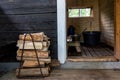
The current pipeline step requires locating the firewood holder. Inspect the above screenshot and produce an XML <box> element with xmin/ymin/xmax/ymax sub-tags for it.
<box><xmin>17</xmin><ymin>33</ymin><xmax>45</xmax><ymax>78</ymax></box>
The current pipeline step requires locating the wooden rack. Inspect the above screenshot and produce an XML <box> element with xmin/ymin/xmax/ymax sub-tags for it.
<box><xmin>16</xmin><ymin>33</ymin><xmax>51</xmax><ymax>78</ymax></box>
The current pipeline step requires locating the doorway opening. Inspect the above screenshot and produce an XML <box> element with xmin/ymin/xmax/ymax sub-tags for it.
<box><xmin>66</xmin><ymin>0</ymin><xmax>116</xmax><ymax>62</ymax></box>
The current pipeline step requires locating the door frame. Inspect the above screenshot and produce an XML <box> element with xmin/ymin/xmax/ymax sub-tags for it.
<box><xmin>57</xmin><ymin>0</ymin><xmax>120</xmax><ymax>64</ymax></box>
<box><xmin>114</xmin><ymin>0</ymin><xmax>120</xmax><ymax>59</ymax></box>
<box><xmin>57</xmin><ymin>0</ymin><xmax>67</xmax><ymax>64</ymax></box>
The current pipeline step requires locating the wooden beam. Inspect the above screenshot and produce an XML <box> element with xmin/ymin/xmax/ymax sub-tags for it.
<box><xmin>67</xmin><ymin>56</ymin><xmax>117</xmax><ymax>62</ymax></box>
<box><xmin>115</xmin><ymin>0</ymin><xmax>120</xmax><ymax>59</ymax></box>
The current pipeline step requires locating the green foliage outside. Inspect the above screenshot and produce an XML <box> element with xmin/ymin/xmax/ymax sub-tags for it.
<box><xmin>69</xmin><ymin>8</ymin><xmax>91</xmax><ymax>17</ymax></box>
<box><xmin>69</xmin><ymin>9</ymin><xmax>79</xmax><ymax>17</ymax></box>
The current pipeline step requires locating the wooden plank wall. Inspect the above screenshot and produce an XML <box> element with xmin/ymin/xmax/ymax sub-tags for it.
<box><xmin>0</xmin><ymin>0</ymin><xmax>57</xmax><ymax>59</ymax></box>
<box><xmin>66</xmin><ymin>0</ymin><xmax>100</xmax><ymax>35</ymax></box>
<box><xmin>99</xmin><ymin>0</ymin><xmax>114</xmax><ymax>47</ymax></box>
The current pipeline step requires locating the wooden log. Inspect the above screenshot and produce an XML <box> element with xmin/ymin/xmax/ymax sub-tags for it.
<box><xmin>22</xmin><ymin>61</ymin><xmax>45</xmax><ymax>67</ymax></box>
<box><xmin>16</xmin><ymin>67</ymin><xmax>50</xmax><ymax>77</ymax></box>
<box><xmin>17</xmin><ymin>40</ymin><xmax>50</xmax><ymax>50</ymax></box>
<box><xmin>17</xmin><ymin>49</ymin><xmax>49</xmax><ymax>58</ymax></box>
<box><xmin>17</xmin><ymin>57</ymin><xmax>51</xmax><ymax>63</ymax></box>
<box><xmin>19</xmin><ymin>32</ymin><xmax>48</xmax><ymax>41</ymax></box>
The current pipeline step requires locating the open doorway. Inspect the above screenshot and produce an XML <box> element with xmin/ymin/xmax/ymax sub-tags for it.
<box><xmin>66</xmin><ymin>0</ymin><xmax>116</xmax><ymax>61</ymax></box>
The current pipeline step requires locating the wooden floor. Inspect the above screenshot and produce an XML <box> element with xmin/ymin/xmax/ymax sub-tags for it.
<box><xmin>1</xmin><ymin>69</ymin><xmax>120</xmax><ymax>80</ymax></box>
<box><xmin>67</xmin><ymin>43</ymin><xmax>116</xmax><ymax>62</ymax></box>
<box><xmin>68</xmin><ymin>43</ymin><xmax>114</xmax><ymax>57</ymax></box>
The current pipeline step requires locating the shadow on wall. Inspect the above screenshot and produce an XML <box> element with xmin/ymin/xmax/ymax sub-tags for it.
<box><xmin>0</xmin><ymin>7</ymin><xmax>19</xmax><ymax>62</ymax></box>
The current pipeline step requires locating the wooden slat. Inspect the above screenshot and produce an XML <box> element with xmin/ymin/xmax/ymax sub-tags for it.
<box><xmin>80</xmin><ymin>45</ymin><xmax>87</xmax><ymax>57</ymax></box>
<box><xmin>101</xmin><ymin>47</ymin><xmax>113</xmax><ymax>56</ymax></box>
<box><xmin>0</xmin><ymin>14</ymin><xmax>56</xmax><ymax>24</ymax></box>
<box><xmin>75</xmin><ymin>44</ymin><xmax>114</xmax><ymax>58</ymax></box>
<box><xmin>0</xmin><ymin>0</ymin><xmax>56</xmax><ymax>4</ymax></box>
<box><xmin>0</xmin><ymin>23</ymin><xmax>57</xmax><ymax>31</ymax></box>
<box><xmin>82</xmin><ymin>46</ymin><xmax>92</xmax><ymax>57</ymax></box>
<box><xmin>100</xmin><ymin>0</ymin><xmax>114</xmax><ymax>47</ymax></box>
<box><xmin>104</xmin><ymin>48</ymin><xmax>114</xmax><ymax>55</ymax></box>
<box><xmin>0</xmin><ymin>7</ymin><xmax>56</xmax><ymax>15</ymax></box>
<box><xmin>92</xmin><ymin>47</ymin><xmax>103</xmax><ymax>57</ymax></box>
<box><xmin>95</xmin><ymin>46</ymin><xmax>108</xmax><ymax>56</ymax></box>
<box><xmin>86</xmin><ymin>47</ymin><xmax>97</xmax><ymax>57</ymax></box>
<box><xmin>0</xmin><ymin>0</ymin><xmax>56</xmax><ymax>9</ymax></box>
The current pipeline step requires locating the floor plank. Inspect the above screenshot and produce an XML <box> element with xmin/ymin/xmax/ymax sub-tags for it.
<box><xmin>1</xmin><ymin>69</ymin><xmax>120</xmax><ymax>80</ymax></box>
<box><xmin>68</xmin><ymin>43</ymin><xmax>114</xmax><ymax>57</ymax></box>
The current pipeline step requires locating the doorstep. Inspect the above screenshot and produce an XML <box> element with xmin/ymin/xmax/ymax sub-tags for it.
<box><xmin>67</xmin><ymin>56</ymin><xmax>118</xmax><ymax>62</ymax></box>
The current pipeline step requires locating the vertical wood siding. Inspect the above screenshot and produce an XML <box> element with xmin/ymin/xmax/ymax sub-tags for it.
<box><xmin>99</xmin><ymin>0</ymin><xmax>114</xmax><ymax>47</ymax></box>
<box><xmin>0</xmin><ymin>0</ymin><xmax>57</xmax><ymax>59</ymax></box>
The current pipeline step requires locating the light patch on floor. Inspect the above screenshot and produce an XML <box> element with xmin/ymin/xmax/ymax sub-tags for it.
<box><xmin>1</xmin><ymin>69</ymin><xmax>120</xmax><ymax>80</ymax></box>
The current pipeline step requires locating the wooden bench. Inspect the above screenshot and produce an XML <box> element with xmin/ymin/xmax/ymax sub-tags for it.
<box><xmin>67</xmin><ymin>41</ymin><xmax>81</xmax><ymax>53</ymax></box>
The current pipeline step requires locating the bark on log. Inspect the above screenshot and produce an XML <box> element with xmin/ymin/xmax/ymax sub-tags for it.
<box><xmin>22</xmin><ymin>61</ymin><xmax>45</xmax><ymax>67</ymax></box>
<box><xmin>19</xmin><ymin>32</ymin><xmax>45</xmax><ymax>41</ymax></box>
<box><xmin>17</xmin><ymin>40</ymin><xmax>50</xmax><ymax>50</ymax></box>
<box><xmin>17</xmin><ymin>49</ymin><xmax>49</xmax><ymax>58</ymax></box>
<box><xmin>17</xmin><ymin>56</ymin><xmax>51</xmax><ymax>63</ymax></box>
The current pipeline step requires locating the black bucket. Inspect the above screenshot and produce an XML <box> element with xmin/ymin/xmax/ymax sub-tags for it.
<box><xmin>82</xmin><ymin>31</ymin><xmax>101</xmax><ymax>46</ymax></box>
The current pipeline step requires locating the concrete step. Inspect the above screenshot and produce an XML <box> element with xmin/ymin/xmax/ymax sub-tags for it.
<box><xmin>60</xmin><ymin>61</ymin><xmax>120</xmax><ymax>69</ymax></box>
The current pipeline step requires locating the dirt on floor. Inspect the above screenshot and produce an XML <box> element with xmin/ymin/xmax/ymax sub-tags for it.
<box><xmin>0</xmin><ymin>69</ymin><xmax>120</xmax><ymax>80</ymax></box>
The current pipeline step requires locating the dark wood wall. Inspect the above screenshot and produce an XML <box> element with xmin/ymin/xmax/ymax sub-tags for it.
<box><xmin>0</xmin><ymin>0</ymin><xmax>57</xmax><ymax>61</ymax></box>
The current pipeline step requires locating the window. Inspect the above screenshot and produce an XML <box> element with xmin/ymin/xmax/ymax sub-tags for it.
<box><xmin>68</xmin><ymin>8</ymin><xmax>93</xmax><ymax>18</ymax></box>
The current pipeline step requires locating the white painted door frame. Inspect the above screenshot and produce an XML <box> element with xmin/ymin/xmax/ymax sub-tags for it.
<box><xmin>57</xmin><ymin>0</ymin><xmax>66</xmax><ymax>64</ymax></box>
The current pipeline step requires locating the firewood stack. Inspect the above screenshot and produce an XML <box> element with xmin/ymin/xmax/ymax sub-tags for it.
<box><xmin>16</xmin><ymin>32</ymin><xmax>51</xmax><ymax>77</ymax></box>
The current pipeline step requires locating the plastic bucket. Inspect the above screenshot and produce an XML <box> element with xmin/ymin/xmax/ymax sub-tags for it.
<box><xmin>82</xmin><ymin>31</ymin><xmax>101</xmax><ymax>46</ymax></box>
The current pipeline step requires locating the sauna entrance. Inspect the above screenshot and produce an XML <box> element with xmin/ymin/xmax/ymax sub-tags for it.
<box><xmin>66</xmin><ymin>0</ymin><xmax>117</xmax><ymax>62</ymax></box>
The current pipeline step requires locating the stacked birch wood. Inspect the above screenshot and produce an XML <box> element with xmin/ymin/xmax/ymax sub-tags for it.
<box><xmin>16</xmin><ymin>32</ymin><xmax>51</xmax><ymax>77</ymax></box>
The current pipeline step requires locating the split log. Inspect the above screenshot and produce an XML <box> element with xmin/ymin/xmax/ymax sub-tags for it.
<box><xmin>19</xmin><ymin>32</ymin><xmax>45</xmax><ymax>41</ymax></box>
<box><xmin>16</xmin><ymin>67</ymin><xmax>50</xmax><ymax>77</ymax></box>
<box><xmin>19</xmin><ymin>32</ymin><xmax>50</xmax><ymax>41</ymax></box>
<box><xmin>22</xmin><ymin>61</ymin><xmax>45</xmax><ymax>67</ymax></box>
<box><xmin>17</xmin><ymin>49</ymin><xmax>49</xmax><ymax>58</ymax></box>
<box><xmin>17</xmin><ymin>40</ymin><xmax>50</xmax><ymax>50</ymax></box>
<box><xmin>17</xmin><ymin>57</ymin><xmax>51</xmax><ymax>63</ymax></box>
